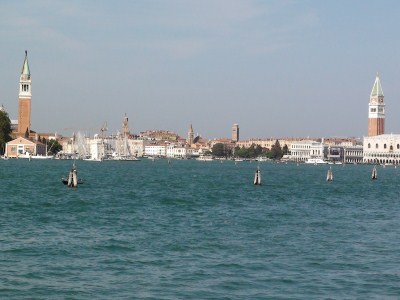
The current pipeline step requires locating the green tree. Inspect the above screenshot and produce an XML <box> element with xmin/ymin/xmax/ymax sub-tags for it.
<box><xmin>0</xmin><ymin>110</ymin><xmax>12</xmax><ymax>155</ymax></box>
<box><xmin>212</xmin><ymin>143</ymin><xmax>225</xmax><ymax>156</ymax></box>
<box><xmin>282</xmin><ymin>144</ymin><xmax>289</xmax><ymax>155</ymax></box>
<box><xmin>47</xmin><ymin>139</ymin><xmax>63</xmax><ymax>154</ymax></box>
<box><xmin>270</xmin><ymin>139</ymin><xmax>283</xmax><ymax>160</ymax></box>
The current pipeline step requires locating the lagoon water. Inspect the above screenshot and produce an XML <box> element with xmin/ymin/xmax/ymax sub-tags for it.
<box><xmin>1</xmin><ymin>159</ymin><xmax>400</xmax><ymax>299</ymax></box>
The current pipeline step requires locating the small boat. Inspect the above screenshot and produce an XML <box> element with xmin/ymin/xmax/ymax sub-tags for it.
<box><xmin>326</xmin><ymin>166</ymin><xmax>333</xmax><ymax>181</ymax></box>
<box><xmin>305</xmin><ymin>158</ymin><xmax>327</xmax><ymax>165</ymax></box>
<box><xmin>196</xmin><ymin>156</ymin><xmax>213</xmax><ymax>161</ymax></box>
<box><xmin>254</xmin><ymin>166</ymin><xmax>261</xmax><ymax>185</ymax></box>
<box><xmin>62</xmin><ymin>163</ymin><xmax>83</xmax><ymax>187</ymax></box>
<box><xmin>371</xmin><ymin>166</ymin><xmax>377</xmax><ymax>180</ymax></box>
<box><xmin>17</xmin><ymin>151</ymin><xmax>53</xmax><ymax>160</ymax></box>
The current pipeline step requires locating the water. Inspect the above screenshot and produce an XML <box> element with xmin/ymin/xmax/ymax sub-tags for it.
<box><xmin>1</xmin><ymin>159</ymin><xmax>400</xmax><ymax>299</ymax></box>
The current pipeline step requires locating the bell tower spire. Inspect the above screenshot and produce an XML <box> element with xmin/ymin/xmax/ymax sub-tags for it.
<box><xmin>368</xmin><ymin>73</ymin><xmax>385</xmax><ymax>136</ymax></box>
<box><xmin>187</xmin><ymin>124</ymin><xmax>194</xmax><ymax>146</ymax></box>
<box><xmin>18</xmin><ymin>50</ymin><xmax>32</xmax><ymax>136</ymax></box>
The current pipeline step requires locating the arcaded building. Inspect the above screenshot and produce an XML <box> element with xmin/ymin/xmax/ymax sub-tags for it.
<box><xmin>363</xmin><ymin>134</ymin><xmax>400</xmax><ymax>164</ymax></box>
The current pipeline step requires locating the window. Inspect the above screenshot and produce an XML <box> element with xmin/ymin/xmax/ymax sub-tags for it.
<box><xmin>384</xmin><ymin>144</ymin><xmax>387</xmax><ymax>149</ymax></box>
<box><xmin>371</xmin><ymin>108</ymin><xmax>376</xmax><ymax>112</ymax></box>
<box><xmin>376</xmin><ymin>144</ymin><xmax>378</xmax><ymax>149</ymax></box>
<box><xmin>368</xmin><ymin>143</ymin><xmax>371</xmax><ymax>148</ymax></box>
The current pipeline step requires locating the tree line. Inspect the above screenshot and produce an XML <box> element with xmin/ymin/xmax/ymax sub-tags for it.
<box><xmin>212</xmin><ymin>140</ymin><xmax>289</xmax><ymax>160</ymax></box>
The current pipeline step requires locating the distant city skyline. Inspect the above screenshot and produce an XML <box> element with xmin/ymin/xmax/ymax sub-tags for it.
<box><xmin>1</xmin><ymin>1</ymin><xmax>400</xmax><ymax>139</ymax></box>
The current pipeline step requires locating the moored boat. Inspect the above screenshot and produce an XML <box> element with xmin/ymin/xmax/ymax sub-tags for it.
<box><xmin>305</xmin><ymin>158</ymin><xmax>327</xmax><ymax>164</ymax></box>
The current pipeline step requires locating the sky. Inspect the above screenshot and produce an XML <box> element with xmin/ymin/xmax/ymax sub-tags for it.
<box><xmin>1</xmin><ymin>0</ymin><xmax>400</xmax><ymax>140</ymax></box>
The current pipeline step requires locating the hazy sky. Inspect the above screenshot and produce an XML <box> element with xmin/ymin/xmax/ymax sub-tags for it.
<box><xmin>1</xmin><ymin>0</ymin><xmax>400</xmax><ymax>140</ymax></box>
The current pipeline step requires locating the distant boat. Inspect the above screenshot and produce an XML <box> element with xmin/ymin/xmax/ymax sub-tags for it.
<box><xmin>256</xmin><ymin>157</ymin><xmax>270</xmax><ymax>162</ymax></box>
<box><xmin>83</xmin><ymin>155</ymin><xmax>103</xmax><ymax>162</ymax></box>
<box><xmin>305</xmin><ymin>158</ymin><xmax>327</xmax><ymax>165</ymax></box>
<box><xmin>371</xmin><ymin>166</ymin><xmax>377</xmax><ymax>180</ymax></box>
<box><xmin>17</xmin><ymin>151</ymin><xmax>53</xmax><ymax>160</ymax></box>
<box><xmin>254</xmin><ymin>166</ymin><xmax>261</xmax><ymax>185</ymax></box>
<box><xmin>196</xmin><ymin>156</ymin><xmax>213</xmax><ymax>161</ymax></box>
<box><xmin>326</xmin><ymin>166</ymin><xmax>333</xmax><ymax>181</ymax></box>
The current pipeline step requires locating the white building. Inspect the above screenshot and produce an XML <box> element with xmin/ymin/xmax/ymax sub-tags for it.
<box><xmin>87</xmin><ymin>136</ymin><xmax>106</xmax><ymax>160</ymax></box>
<box><xmin>145</xmin><ymin>144</ymin><xmax>166</xmax><ymax>157</ymax></box>
<box><xmin>344</xmin><ymin>145</ymin><xmax>363</xmax><ymax>164</ymax></box>
<box><xmin>165</xmin><ymin>145</ymin><xmax>197</xmax><ymax>158</ymax></box>
<box><xmin>289</xmin><ymin>140</ymin><xmax>325</xmax><ymax>162</ymax></box>
<box><xmin>128</xmin><ymin>139</ymin><xmax>147</xmax><ymax>157</ymax></box>
<box><xmin>363</xmin><ymin>134</ymin><xmax>400</xmax><ymax>164</ymax></box>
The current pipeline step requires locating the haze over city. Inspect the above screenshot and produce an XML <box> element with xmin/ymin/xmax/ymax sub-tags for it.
<box><xmin>1</xmin><ymin>0</ymin><xmax>400</xmax><ymax>139</ymax></box>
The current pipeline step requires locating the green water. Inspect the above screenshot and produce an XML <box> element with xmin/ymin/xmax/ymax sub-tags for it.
<box><xmin>1</xmin><ymin>159</ymin><xmax>399</xmax><ymax>299</ymax></box>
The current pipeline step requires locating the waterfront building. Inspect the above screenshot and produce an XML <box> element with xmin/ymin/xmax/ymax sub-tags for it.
<box><xmin>368</xmin><ymin>74</ymin><xmax>385</xmax><ymax>136</ymax></box>
<box><xmin>231</xmin><ymin>124</ymin><xmax>239</xmax><ymax>142</ymax></box>
<box><xmin>166</xmin><ymin>144</ymin><xmax>197</xmax><ymax>158</ymax></box>
<box><xmin>145</xmin><ymin>144</ymin><xmax>167</xmax><ymax>157</ymax></box>
<box><xmin>140</xmin><ymin>130</ymin><xmax>179</xmax><ymax>141</ymax></box>
<box><xmin>289</xmin><ymin>140</ymin><xmax>325</xmax><ymax>162</ymax></box>
<box><xmin>17</xmin><ymin>51</ymin><xmax>32</xmax><ymax>136</ymax></box>
<box><xmin>127</xmin><ymin>139</ymin><xmax>147</xmax><ymax>157</ymax></box>
<box><xmin>210</xmin><ymin>138</ymin><xmax>236</xmax><ymax>148</ymax></box>
<box><xmin>363</xmin><ymin>134</ymin><xmax>400</xmax><ymax>164</ymax></box>
<box><xmin>87</xmin><ymin>135</ymin><xmax>107</xmax><ymax>160</ymax></box>
<box><xmin>5</xmin><ymin>137</ymin><xmax>45</xmax><ymax>158</ymax></box>
<box><xmin>344</xmin><ymin>145</ymin><xmax>363</xmax><ymax>164</ymax></box>
<box><xmin>236</xmin><ymin>138</ymin><xmax>306</xmax><ymax>151</ymax></box>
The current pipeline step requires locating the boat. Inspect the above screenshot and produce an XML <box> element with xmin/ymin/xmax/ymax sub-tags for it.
<box><xmin>326</xmin><ymin>166</ymin><xmax>333</xmax><ymax>181</ymax></box>
<box><xmin>371</xmin><ymin>166</ymin><xmax>377</xmax><ymax>180</ymax></box>
<box><xmin>110</xmin><ymin>153</ymin><xmax>140</xmax><ymax>161</ymax></box>
<box><xmin>305</xmin><ymin>158</ymin><xmax>327</xmax><ymax>164</ymax></box>
<box><xmin>256</xmin><ymin>157</ymin><xmax>270</xmax><ymax>162</ymax></box>
<box><xmin>111</xmin><ymin>129</ymin><xmax>140</xmax><ymax>161</ymax></box>
<box><xmin>83</xmin><ymin>156</ymin><xmax>103</xmax><ymax>162</ymax></box>
<box><xmin>17</xmin><ymin>151</ymin><xmax>53</xmax><ymax>160</ymax></box>
<box><xmin>254</xmin><ymin>166</ymin><xmax>261</xmax><ymax>185</ymax></box>
<box><xmin>61</xmin><ymin>163</ymin><xmax>83</xmax><ymax>187</ymax></box>
<box><xmin>196</xmin><ymin>156</ymin><xmax>213</xmax><ymax>161</ymax></box>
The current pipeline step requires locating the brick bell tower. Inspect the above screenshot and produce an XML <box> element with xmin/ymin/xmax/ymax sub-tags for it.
<box><xmin>368</xmin><ymin>73</ymin><xmax>385</xmax><ymax>136</ymax></box>
<box><xmin>18</xmin><ymin>50</ymin><xmax>32</xmax><ymax>136</ymax></box>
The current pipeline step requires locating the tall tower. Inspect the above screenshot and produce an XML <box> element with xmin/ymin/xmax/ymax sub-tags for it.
<box><xmin>187</xmin><ymin>124</ymin><xmax>194</xmax><ymax>145</ymax></box>
<box><xmin>18</xmin><ymin>50</ymin><xmax>32</xmax><ymax>136</ymax></box>
<box><xmin>368</xmin><ymin>73</ymin><xmax>385</xmax><ymax>136</ymax></box>
<box><xmin>231</xmin><ymin>124</ymin><xmax>239</xmax><ymax>142</ymax></box>
<box><xmin>122</xmin><ymin>113</ymin><xmax>130</xmax><ymax>137</ymax></box>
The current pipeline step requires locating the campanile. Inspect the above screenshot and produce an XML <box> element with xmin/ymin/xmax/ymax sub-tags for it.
<box><xmin>18</xmin><ymin>50</ymin><xmax>31</xmax><ymax>136</ymax></box>
<box><xmin>368</xmin><ymin>74</ymin><xmax>385</xmax><ymax>136</ymax></box>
